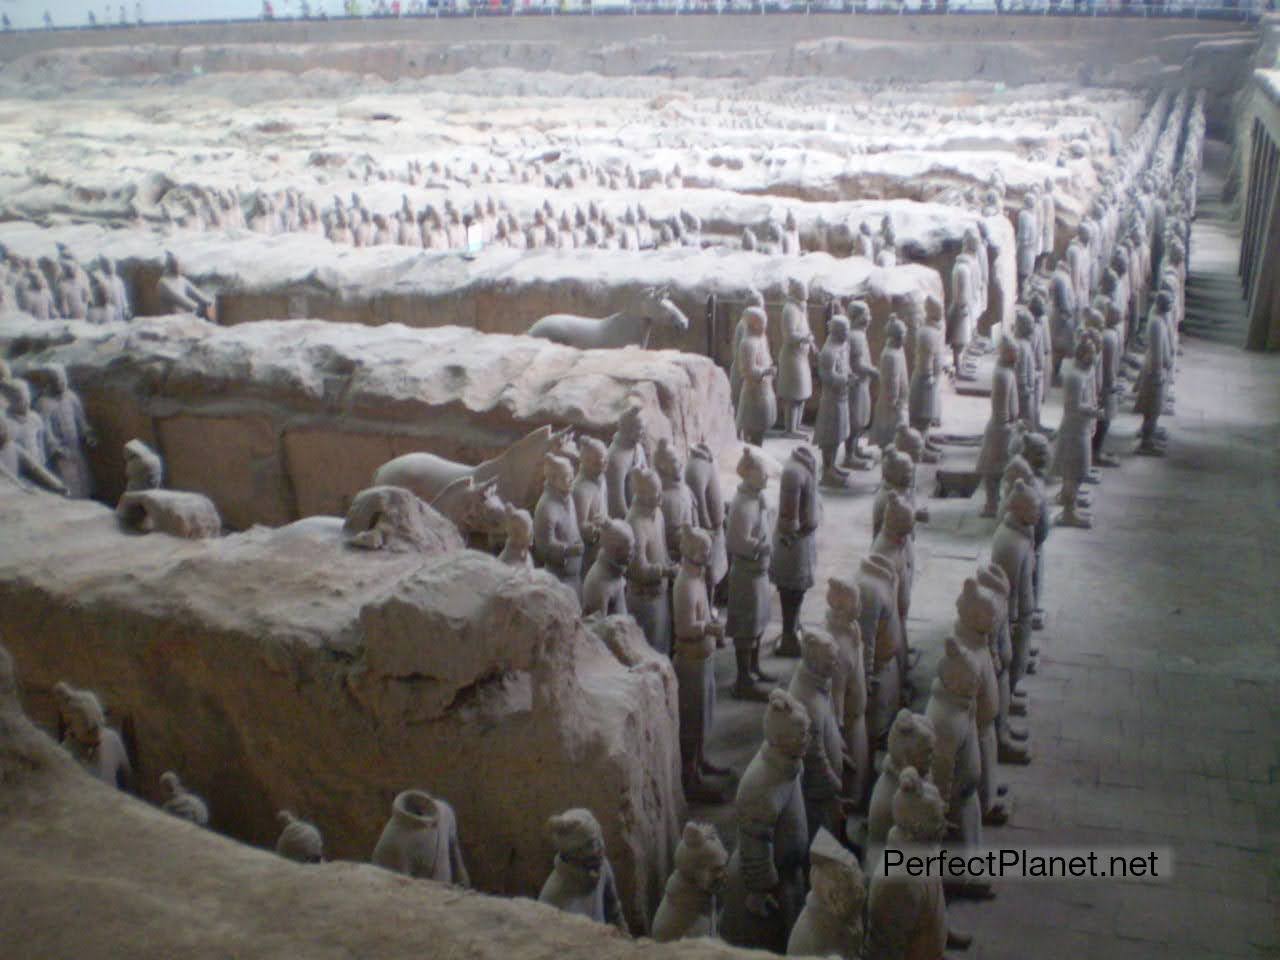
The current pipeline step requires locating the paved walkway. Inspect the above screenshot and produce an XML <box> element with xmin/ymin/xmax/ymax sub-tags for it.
<box><xmin>700</xmin><ymin>140</ymin><xmax>1280</xmax><ymax>958</ymax></box>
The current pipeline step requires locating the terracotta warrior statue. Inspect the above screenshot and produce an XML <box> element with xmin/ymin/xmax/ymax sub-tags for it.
<box><xmin>53</xmin><ymin>680</ymin><xmax>132</xmax><ymax>790</ymax></box>
<box><xmin>371</xmin><ymin>789</ymin><xmax>469</xmax><ymax>885</ymax></box>
<box><xmin>652</xmin><ymin>821</ymin><xmax>730</xmax><ymax>942</ymax></box>
<box><xmin>735</xmin><ymin>306</ymin><xmax>777</xmax><ymax>449</ymax></box>
<box><xmin>605</xmin><ymin>406</ymin><xmax>648</xmax><ymax>519</ymax></box>
<box><xmin>684</xmin><ymin>442</ymin><xmax>729</xmax><ymax>601</ymax></box>
<box><xmin>953</xmin><ymin>574</ymin><xmax>1010</xmax><ymax>826</ymax></box>
<box><xmin>497</xmin><ymin>505</ymin><xmax>534</xmax><ymax>567</ymax></box>
<box><xmin>992</xmin><ymin>479</ymin><xmax>1038</xmax><ymax>734</ymax></box>
<box><xmin>976</xmin><ymin>337</ymin><xmax>1020</xmax><ymax>518</ymax></box>
<box><xmin>871</xmin><ymin>317</ymin><xmax>909</xmax><ymax>452</ymax></box>
<box><xmin>947</xmin><ymin>238</ymin><xmax>980</xmax><ymax>379</ymax></box>
<box><xmin>726</xmin><ymin>447</ymin><xmax>775</xmax><ymax>701</ymax></box>
<box><xmin>720</xmin><ymin>689</ymin><xmax>812</xmax><ymax>953</ymax></box>
<box><xmin>625</xmin><ymin>466</ymin><xmax>676</xmax><ymax>654</ymax></box>
<box><xmin>572</xmin><ymin>435</ymin><xmax>609</xmax><ymax>570</ymax></box>
<box><xmin>865</xmin><ymin>768</ymin><xmax>968</xmax><ymax>960</ymax></box>
<box><xmin>276</xmin><ymin>810</ymin><xmax>324</xmax><ymax>863</ymax></box>
<box><xmin>655</xmin><ymin>438</ymin><xmax>695</xmax><ymax>566</ymax></box>
<box><xmin>924</xmin><ymin>635</ymin><xmax>990</xmax><ymax>899</ymax></box>
<box><xmin>908</xmin><ymin>299</ymin><xmax>944</xmax><ymax>463</ymax></box>
<box><xmin>788</xmin><ymin>629</ymin><xmax>847</xmax><ymax>841</ymax></box>
<box><xmin>858</xmin><ymin>553</ymin><xmax>904</xmax><ymax>752</ymax></box>
<box><xmin>1012</xmin><ymin>307</ymin><xmax>1041</xmax><ymax>432</ymax></box>
<box><xmin>844</xmin><ymin>301</ymin><xmax>880</xmax><ymax>469</ymax></box>
<box><xmin>871</xmin><ymin>491</ymin><xmax>917</xmax><ymax>701</ymax></box>
<box><xmin>538</xmin><ymin>808</ymin><xmax>629</xmax><ymax>934</ymax></box>
<box><xmin>777</xmin><ymin>278</ymin><xmax>815</xmax><ymax>438</ymax></box>
<box><xmin>533</xmin><ymin>453</ymin><xmax>585</xmax><ymax>598</ymax></box>
<box><xmin>770</xmin><ymin>446</ymin><xmax>820</xmax><ymax>659</ymax></box>
<box><xmin>787</xmin><ymin>828</ymin><xmax>866</xmax><ymax>959</ymax></box>
<box><xmin>0</xmin><ymin>407</ymin><xmax>66</xmax><ymax>494</ymax></box>
<box><xmin>729</xmin><ymin>288</ymin><xmax>766</xmax><ymax>409</ymax></box>
<box><xmin>1053</xmin><ymin>336</ymin><xmax>1100</xmax><ymax>528</ymax></box>
<box><xmin>4</xmin><ymin>378</ymin><xmax>50</xmax><ymax>466</ymax></box>
<box><xmin>1135</xmin><ymin>289</ymin><xmax>1174</xmax><ymax>457</ymax></box>
<box><xmin>826</xmin><ymin>576</ymin><xmax>870</xmax><ymax>804</ymax></box>
<box><xmin>581</xmin><ymin>518</ymin><xmax>634</xmax><ymax>618</ymax></box>
<box><xmin>1016</xmin><ymin>193</ymin><xmax>1039</xmax><ymax>290</ymax></box>
<box><xmin>673</xmin><ymin>525</ymin><xmax>730</xmax><ymax>801</ymax></box>
<box><xmin>123</xmin><ymin>438</ymin><xmax>163</xmax><ymax>492</ymax></box>
<box><xmin>156</xmin><ymin>251</ymin><xmax>215</xmax><ymax>320</ymax></box>
<box><xmin>33</xmin><ymin>364</ymin><xmax>95</xmax><ymax>498</ymax></box>
<box><xmin>814</xmin><ymin>313</ymin><xmax>853</xmax><ymax>487</ymax></box>
<box><xmin>865</xmin><ymin>709</ymin><xmax>935</xmax><ymax>873</ymax></box>
<box><xmin>159</xmin><ymin>770</ymin><xmax>209</xmax><ymax>827</ymax></box>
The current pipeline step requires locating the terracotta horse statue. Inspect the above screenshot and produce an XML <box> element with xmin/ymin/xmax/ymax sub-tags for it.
<box><xmin>527</xmin><ymin>287</ymin><xmax>690</xmax><ymax>350</ymax></box>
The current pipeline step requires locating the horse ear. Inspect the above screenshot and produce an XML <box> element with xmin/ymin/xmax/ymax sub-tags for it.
<box><xmin>430</xmin><ymin>474</ymin><xmax>473</xmax><ymax>507</ymax></box>
<box><xmin>479</xmin><ymin>476</ymin><xmax>500</xmax><ymax>496</ymax></box>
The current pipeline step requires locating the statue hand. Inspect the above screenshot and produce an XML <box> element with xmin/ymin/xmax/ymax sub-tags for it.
<box><xmin>745</xmin><ymin>892</ymin><xmax>779</xmax><ymax>918</ymax></box>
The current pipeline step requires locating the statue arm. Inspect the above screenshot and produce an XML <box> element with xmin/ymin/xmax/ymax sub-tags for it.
<box><xmin>17</xmin><ymin>448</ymin><xmax>66</xmax><ymax>495</ymax></box>
<box><xmin>601</xmin><ymin>862</ymin><xmax>630</xmax><ymax>935</ymax></box>
<box><xmin>629</xmin><ymin>534</ymin><xmax>667</xmax><ymax>585</ymax></box>
<box><xmin>448</xmin><ymin>822</ymin><xmax>470</xmax><ymax>889</ymax></box>
<box><xmin>775</xmin><ymin>477</ymin><xmax>799</xmax><ymax>538</ymax></box>
<box><xmin>533</xmin><ymin>503</ymin><xmax>571</xmax><ymax>562</ymax></box>
<box><xmin>737</xmin><ymin>810</ymin><xmax>781</xmax><ymax>893</ymax></box>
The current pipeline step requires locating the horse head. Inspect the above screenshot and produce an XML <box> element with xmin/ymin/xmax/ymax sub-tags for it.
<box><xmin>639</xmin><ymin>286</ymin><xmax>690</xmax><ymax>334</ymax></box>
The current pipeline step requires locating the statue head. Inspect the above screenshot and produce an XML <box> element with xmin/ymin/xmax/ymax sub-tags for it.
<box><xmin>1019</xmin><ymin>432</ymin><xmax>1050</xmax><ymax>473</ymax></box>
<box><xmin>736</xmin><ymin>447</ymin><xmax>767</xmax><ymax>492</ymax></box>
<box><xmin>1014</xmin><ymin>306</ymin><xmax>1035</xmax><ymax>340</ymax></box>
<box><xmin>503</xmin><ymin>504</ymin><xmax>533</xmax><ymax>553</ymax></box>
<box><xmin>276</xmin><ymin>810</ymin><xmax>324</xmax><ymax>863</ymax></box>
<box><xmin>827</xmin><ymin>313</ymin><xmax>849</xmax><ymax>344</ymax></box>
<box><xmin>4</xmin><ymin>378</ymin><xmax>30</xmax><ymax>416</ymax></box>
<box><xmin>955</xmin><ymin>576</ymin><xmax>1000</xmax><ymax>636</ymax></box>
<box><xmin>1074</xmin><ymin>334</ymin><xmax>1097</xmax><ymax>368</ymax></box>
<box><xmin>893</xmin><ymin>426</ymin><xmax>924</xmax><ymax>465</ymax></box>
<box><xmin>881</xmin><ymin>490</ymin><xmax>915</xmax><ymax>539</ymax></box>
<box><xmin>881</xmin><ymin>449</ymin><xmax>915</xmax><ymax>493</ymax></box>
<box><xmin>762</xmin><ymin>688</ymin><xmax>810</xmax><ymax>759</ymax></box>
<box><xmin>846</xmin><ymin>300</ymin><xmax>870</xmax><ymax>331</ymax></box>
<box><xmin>629</xmin><ymin>466</ymin><xmax>662</xmax><ymax>510</ymax></box>
<box><xmin>887</xmin><ymin>709</ymin><xmax>936</xmax><ymax>774</ymax></box>
<box><xmin>53</xmin><ymin>680</ymin><xmax>105</xmax><ymax>747</ymax></box>
<box><xmin>615</xmin><ymin>406</ymin><xmax>646</xmax><ymax>447</ymax></box>
<box><xmin>653</xmin><ymin>438</ymin><xmax>683</xmax><ymax>485</ymax></box>
<box><xmin>962</xmin><ymin>226</ymin><xmax>981</xmax><ymax>255</ymax></box>
<box><xmin>678</xmin><ymin>525</ymin><xmax>712</xmax><ymax>568</ymax></box>
<box><xmin>886</xmin><ymin>317</ymin><xmax>906</xmax><ymax>348</ymax></box>
<box><xmin>548</xmin><ymin>808</ymin><xmax>605</xmax><ymax>882</ymax></box>
<box><xmin>577</xmin><ymin>435</ymin><xmax>607</xmax><ymax>477</ymax></box>
<box><xmin>786</xmin><ymin>276</ymin><xmax>808</xmax><ymax>304</ymax></box>
<box><xmin>826</xmin><ymin>575</ymin><xmax>861</xmax><ymax>622</ymax></box>
<box><xmin>1004</xmin><ymin>478</ymin><xmax>1040</xmax><ymax>526</ymax></box>
<box><xmin>598</xmin><ymin>518</ymin><xmax>635</xmax><ymax>568</ymax></box>
<box><xmin>891</xmin><ymin>766</ymin><xmax>947</xmax><ymax>843</ymax></box>
<box><xmin>800</xmin><ymin>628</ymin><xmax>839</xmax><ymax>680</ymax></box>
<box><xmin>543</xmin><ymin>454</ymin><xmax>574</xmax><ymax>497</ymax></box>
<box><xmin>808</xmin><ymin>828</ymin><xmax>866</xmax><ymax>921</ymax></box>
<box><xmin>673</xmin><ymin>821</ymin><xmax>729</xmax><ymax>895</ymax></box>
<box><xmin>1155</xmin><ymin>289</ymin><xmax>1173</xmax><ymax>314</ymax></box>
<box><xmin>124</xmin><ymin>439</ymin><xmax>163</xmax><ymax>491</ymax></box>
<box><xmin>790</xmin><ymin>444</ymin><xmax>817</xmax><ymax>476</ymax></box>
<box><xmin>784</xmin><ymin>209</ymin><xmax>797</xmax><ymax>231</ymax></box>
<box><xmin>163</xmin><ymin>251</ymin><xmax>180</xmax><ymax>275</ymax></box>
<box><xmin>1022</xmin><ymin>193</ymin><xmax>1036</xmax><ymax>211</ymax></box>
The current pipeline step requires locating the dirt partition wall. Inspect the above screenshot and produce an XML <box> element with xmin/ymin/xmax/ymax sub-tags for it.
<box><xmin>0</xmin><ymin>483</ymin><xmax>684</xmax><ymax>931</ymax></box>
<box><xmin>0</xmin><ymin>315</ymin><xmax>734</xmax><ymax>529</ymax></box>
<box><xmin>0</xmin><ymin>221</ymin><xmax>949</xmax><ymax>362</ymax></box>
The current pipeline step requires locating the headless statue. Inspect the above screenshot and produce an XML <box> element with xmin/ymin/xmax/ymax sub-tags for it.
<box><xmin>865</xmin><ymin>708</ymin><xmax>935</xmax><ymax>873</ymax></box>
<box><xmin>159</xmin><ymin>771</ymin><xmax>209</xmax><ymax>827</ymax></box>
<box><xmin>581</xmin><ymin>518</ymin><xmax>634</xmax><ymax>618</ymax></box>
<box><xmin>371</xmin><ymin>789</ymin><xmax>469</xmax><ymax>885</ymax></box>
<box><xmin>771</xmin><ymin>446</ymin><xmax>820</xmax><ymax>659</ymax></box>
<box><xmin>276</xmin><ymin>810</ymin><xmax>324</xmax><ymax>863</ymax></box>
